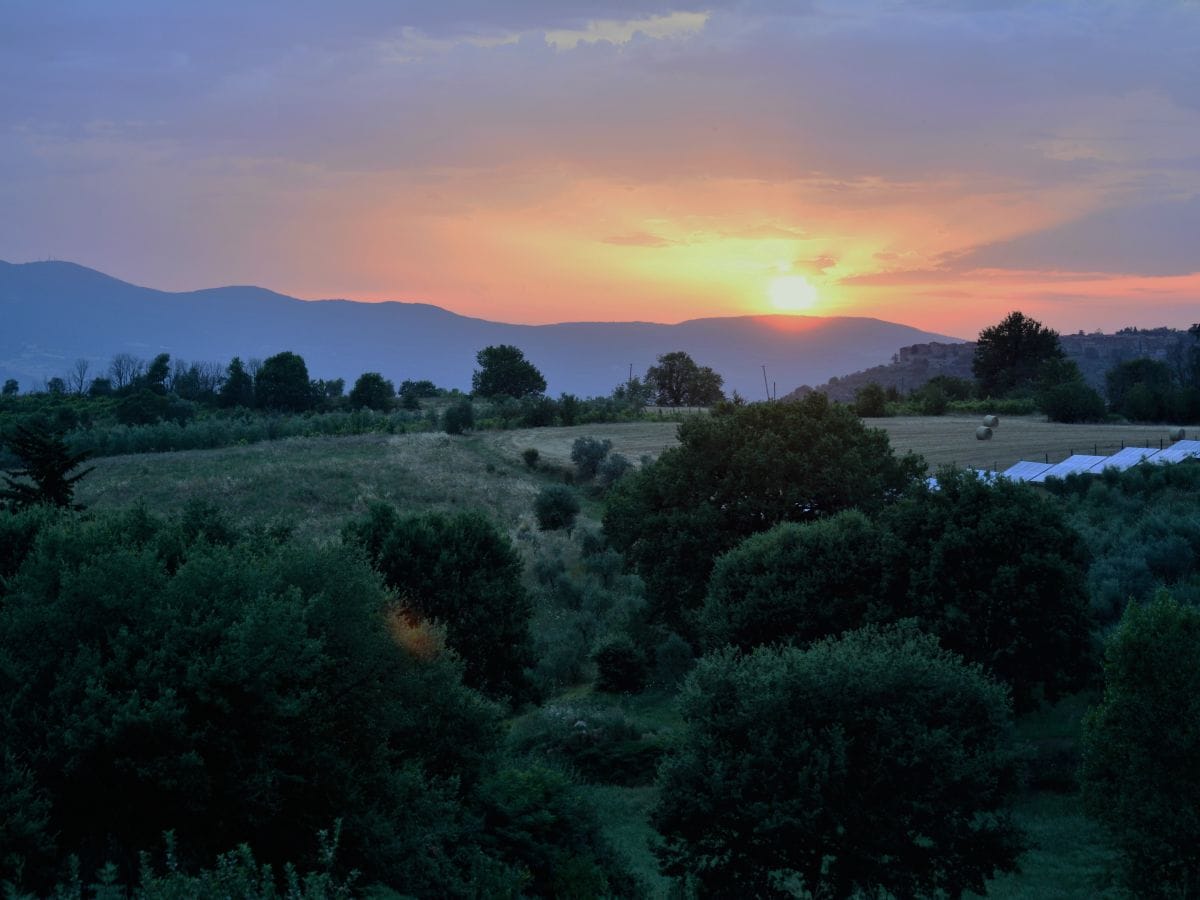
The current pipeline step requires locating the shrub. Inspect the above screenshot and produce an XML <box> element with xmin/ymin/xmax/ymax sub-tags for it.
<box><xmin>442</xmin><ymin>398</ymin><xmax>475</xmax><ymax>434</ymax></box>
<box><xmin>596</xmin><ymin>452</ymin><xmax>633</xmax><ymax>489</ymax></box>
<box><xmin>592</xmin><ymin>636</ymin><xmax>647</xmax><ymax>694</ymax></box>
<box><xmin>570</xmin><ymin>436</ymin><xmax>612</xmax><ymax>480</ymax></box>
<box><xmin>521</xmin><ymin>447</ymin><xmax>540</xmax><ymax>469</ymax></box>
<box><xmin>1040</xmin><ymin>380</ymin><xmax>1106</xmax><ymax>423</ymax></box>
<box><xmin>534</xmin><ymin>485</ymin><xmax>581</xmax><ymax>532</ymax></box>
<box><xmin>1081</xmin><ymin>593</ymin><xmax>1200</xmax><ymax>897</ymax></box>
<box><xmin>853</xmin><ymin>382</ymin><xmax>888</xmax><ymax>417</ymax></box>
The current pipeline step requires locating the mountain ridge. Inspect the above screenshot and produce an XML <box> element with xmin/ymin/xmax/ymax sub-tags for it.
<box><xmin>0</xmin><ymin>260</ymin><xmax>965</xmax><ymax>398</ymax></box>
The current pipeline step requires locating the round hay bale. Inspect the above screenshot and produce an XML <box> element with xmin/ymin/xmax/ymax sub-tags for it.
<box><xmin>982</xmin><ymin>414</ymin><xmax>1000</xmax><ymax>428</ymax></box>
<box><xmin>976</xmin><ymin>426</ymin><xmax>993</xmax><ymax>441</ymax></box>
<box><xmin>1169</xmin><ymin>427</ymin><xmax>1186</xmax><ymax>441</ymax></box>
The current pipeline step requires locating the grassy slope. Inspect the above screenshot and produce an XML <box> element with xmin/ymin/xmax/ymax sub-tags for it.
<box><xmin>73</xmin><ymin>423</ymin><xmax>1129</xmax><ymax>897</ymax></box>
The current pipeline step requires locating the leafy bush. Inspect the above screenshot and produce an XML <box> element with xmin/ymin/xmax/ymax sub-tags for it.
<box><xmin>1040</xmin><ymin>379</ymin><xmax>1106</xmax><ymax>423</ymax></box>
<box><xmin>442</xmin><ymin>399</ymin><xmax>475</xmax><ymax>435</ymax></box>
<box><xmin>596</xmin><ymin>452</ymin><xmax>633</xmax><ymax>489</ymax></box>
<box><xmin>570</xmin><ymin>436</ymin><xmax>612</xmax><ymax>480</ymax></box>
<box><xmin>1082</xmin><ymin>593</ymin><xmax>1200</xmax><ymax>897</ymax></box>
<box><xmin>653</xmin><ymin>624</ymin><xmax>1024</xmax><ymax>897</ymax></box>
<box><xmin>521</xmin><ymin>447</ymin><xmax>540</xmax><ymax>469</ymax></box>
<box><xmin>853</xmin><ymin>382</ymin><xmax>888</xmax><ymax>417</ymax></box>
<box><xmin>592</xmin><ymin>636</ymin><xmax>647</xmax><ymax>694</ymax></box>
<box><xmin>534</xmin><ymin>485</ymin><xmax>581</xmax><ymax>532</ymax></box>
<box><xmin>343</xmin><ymin>503</ymin><xmax>536</xmax><ymax>703</ymax></box>
<box><xmin>508</xmin><ymin>703</ymin><xmax>665</xmax><ymax>787</ymax></box>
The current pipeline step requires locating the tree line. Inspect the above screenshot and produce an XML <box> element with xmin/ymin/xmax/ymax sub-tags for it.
<box><xmin>852</xmin><ymin>310</ymin><xmax>1200</xmax><ymax>423</ymax></box>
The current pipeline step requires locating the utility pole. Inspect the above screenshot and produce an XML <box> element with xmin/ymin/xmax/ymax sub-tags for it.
<box><xmin>762</xmin><ymin>365</ymin><xmax>771</xmax><ymax>401</ymax></box>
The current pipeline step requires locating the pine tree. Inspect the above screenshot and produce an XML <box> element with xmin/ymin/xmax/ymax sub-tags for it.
<box><xmin>1</xmin><ymin>423</ymin><xmax>95</xmax><ymax>509</ymax></box>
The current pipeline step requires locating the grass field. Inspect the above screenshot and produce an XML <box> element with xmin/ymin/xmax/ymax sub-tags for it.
<box><xmin>489</xmin><ymin>413</ymin><xmax>1198</xmax><ymax>474</ymax></box>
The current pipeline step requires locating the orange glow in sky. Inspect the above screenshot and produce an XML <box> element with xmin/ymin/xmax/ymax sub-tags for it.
<box><xmin>5</xmin><ymin>3</ymin><xmax>1200</xmax><ymax>338</ymax></box>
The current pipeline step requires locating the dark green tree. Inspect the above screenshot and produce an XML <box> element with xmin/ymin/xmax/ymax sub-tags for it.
<box><xmin>972</xmin><ymin>311</ymin><xmax>1065</xmax><ymax>397</ymax></box>
<box><xmin>534</xmin><ymin>485</ymin><xmax>581</xmax><ymax>532</ymax></box>
<box><xmin>344</xmin><ymin>504</ymin><xmax>536</xmax><ymax>703</ymax></box>
<box><xmin>255</xmin><ymin>351</ymin><xmax>313</xmax><ymax>412</ymax></box>
<box><xmin>0</xmin><ymin>423</ymin><xmax>94</xmax><ymax>510</ymax></box>
<box><xmin>443</xmin><ymin>398</ymin><xmax>475</xmax><ymax>434</ymax></box>
<box><xmin>1106</xmin><ymin>357</ymin><xmax>1175</xmax><ymax>421</ymax></box>
<box><xmin>699</xmin><ymin>510</ymin><xmax>891</xmax><ymax>652</ymax></box>
<box><xmin>1081</xmin><ymin>592</ymin><xmax>1200</xmax><ymax>898</ymax></box>
<box><xmin>472</xmin><ymin>345</ymin><xmax>547</xmax><ymax>399</ymax></box>
<box><xmin>853</xmin><ymin>381</ymin><xmax>888</xmax><ymax>417</ymax></box>
<box><xmin>882</xmin><ymin>467</ymin><xmax>1092</xmax><ymax>712</ymax></box>
<box><xmin>603</xmin><ymin>394</ymin><xmax>923</xmax><ymax>631</ymax></box>
<box><xmin>141</xmin><ymin>352</ymin><xmax>171</xmax><ymax>395</ymax></box>
<box><xmin>0</xmin><ymin>508</ymin><xmax>504</xmax><ymax>892</ymax></box>
<box><xmin>219</xmin><ymin>357</ymin><xmax>255</xmax><ymax>408</ymax></box>
<box><xmin>348</xmin><ymin>372</ymin><xmax>395</xmax><ymax>411</ymax></box>
<box><xmin>653</xmin><ymin>624</ymin><xmax>1024</xmax><ymax>898</ymax></box>
<box><xmin>1039</xmin><ymin>379</ymin><xmax>1106</xmax><ymax>423</ymax></box>
<box><xmin>3</xmin><ymin>378</ymin><xmax>19</xmax><ymax>397</ymax></box>
<box><xmin>644</xmin><ymin>351</ymin><xmax>725</xmax><ymax>407</ymax></box>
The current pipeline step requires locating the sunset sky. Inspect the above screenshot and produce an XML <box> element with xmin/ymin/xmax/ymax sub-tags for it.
<box><xmin>3</xmin><ymin>1</ymin><xmax>1199</xmax><ymax>337</ymax></box>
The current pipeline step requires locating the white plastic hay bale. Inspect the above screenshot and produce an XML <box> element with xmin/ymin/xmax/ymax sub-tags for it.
<box><xmin>982</xmin><ymin>415</ymin><xmax>999</xmax><ymax>428</ymax></box>
<box><xmin>976</xmin><ymin>426</ymin><xmax>993</xmax><ymax>441</ymax></box>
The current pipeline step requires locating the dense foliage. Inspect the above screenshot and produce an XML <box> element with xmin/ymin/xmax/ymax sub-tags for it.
<box><xmin>343</xmin><ymin>503</ymin><xmax>536</xmax><ymax>703</ymax></box>
<box><xmin>604</xmin><ymin>394</ymin><xmax>923</xmax><ymax>631</ymax></box>
<box><xmin>0</xmin><ymin>504</ymin><xmax>500</xmax><ymax>892</ymax></box>
<box><xmin>653</xmin><ymin>624</ymin><xmax>1025</xmax><ymax>898</ymax></box>
<box><xmin>700</xmin><ymin>469</ymin><xmax>1092</xmax><ymax>712</ymax></box>
<box><xmin>1081</xmin><ymin>593</ymin><xmax>1200</xmax><ymax>897</ymax></box>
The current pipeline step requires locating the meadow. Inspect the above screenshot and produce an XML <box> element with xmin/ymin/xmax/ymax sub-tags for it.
<box><xmin>65</xmin><ymin>415</ymin><xmax>1156</xmax><ymax>897</ymax></box>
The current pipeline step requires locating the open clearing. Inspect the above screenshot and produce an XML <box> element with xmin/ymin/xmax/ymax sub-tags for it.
<box><xmin>489</xmin><ymin>414</ymin><xmax>1197</xmax><ymax>473</ymax></box>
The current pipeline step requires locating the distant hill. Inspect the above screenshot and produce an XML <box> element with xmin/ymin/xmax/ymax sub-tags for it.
<box><xmin>0</xmin><ymin>260</ymin><xmax>962</xmax><ymax>398</ymax></box>
<box><xmin>787</xmin><ymin>329</ymin><xmax>1193</xmax><ymax>402</ymax></box>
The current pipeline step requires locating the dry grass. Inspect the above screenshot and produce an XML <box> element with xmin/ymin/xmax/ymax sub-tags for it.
<box><xmin>485</xmin><ymin>414</ymin><xmax>1195</xmax><ymax>474</ymax></box>
<box><xmin>874</xmin><ymin>414</ymin><xmax>1195</xmax><ymax>471</ymax></box>
<box><xmin>485</xmin><ymin>421</ymin><xmax>684</xmax><ymax>466</ymax></box>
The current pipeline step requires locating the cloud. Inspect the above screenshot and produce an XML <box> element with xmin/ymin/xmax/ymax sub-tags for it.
<box><xmin>958</xmin><ymin>197</ymin><xmax>1200</xmax><ymax>277</ymax></box>
<box><xmin>602</xmin><ymin>232</ymin><xmax>676</xmax><ymax>247</ymax></box>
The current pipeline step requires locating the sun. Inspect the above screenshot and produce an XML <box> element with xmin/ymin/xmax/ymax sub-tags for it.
<box><xmin>767</xmin><ymin>275</ymin><xmax>820</xmax><ymax>312</ymax></box>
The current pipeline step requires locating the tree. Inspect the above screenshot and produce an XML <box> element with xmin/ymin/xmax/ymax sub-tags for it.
<box><xmin>1081</xmin><ymin>593</ymin><xmax>1200</xmax><ymax>898</ymax></box>
<box><xmin>348</xmin><ymin>372</ymin><xmax>395</xmax><ymax>411</ymax></box>
<box><xmin>882</xmin><ymin>467</ymin><xmax>1092</xmax><ymax>712</ymax></box>
<box><xmin>108</xmin><ymin>353</ymin><xmax>144</xmax><ymax>391</ymax></box>
<box><xmin>472</xmin><ymin>345</ymin><xmax>547</xmax><ymax>399</ymax></box>
<box><xmin>255</xmin><ymin>351</ymin><xmax>313</xmax><ymax>412</ymax></box>
<box><xmin>972</xmin><ymin>311</ymin><xmax>1065</xmax><ymax>397</ymax></box>
<box><xmin>853</xmin><ymin>381</ymin><xmax>887</xmax><ymax>417</ymax></box>
<box><xmin>1106</xmin><ymin>358</ymin><xmax>1175</xmax><ymax>421</ymax></box>
<box><xmin>1039</xmin><ymin>379</ymin><xmax>1106</xmax><ymax>423</ymax></box>
<box><xmin>644</xmin><ymin>351</ymin><xmax>725</xmax><ymax>407</ymax></box>
<box><xmin>699</xmin><ymin>511</ymin><xmax>891</xmax><ymax>652</ymax></box>
<box><xmin>0</xmin><ymin>506</ymin><xmax>506</xmax><ymax>892</ymax></box>
<box><xmin>219</xmin><ymin>356</ymin><xmax>254</xmax><ymax>408</ymax></box>
<box><xmin>1</xmin><ymin>423</ymin><xmax>94</xmax><ymax>510</ymax></box>
<box><xmin>2</xmin><ymin>379</ymin><xmax>17</xmax><ymax>397</ymax></box>
<box><xmin>343</xmin><ymin>504</ymin><xmax>536</xmax><ymax>703</ymax></box>
<box><xmin>67</xmin><ymin>358</ymin><xmax>90</xmax><ymax>395</ymax></box>
<box><xmin>653</xmin><ymin>624</ymin><xmax>1024</xmax><ymax>898</ymax></box>
<box><xmin>603</xmin><ymin>394</ymin><xmax>923</xmax><ymax>631</ymax></box>
<box><xmin>570</xmin><ymin>436</ymin><xmax>612</xmax><ymax>480</ymax></box>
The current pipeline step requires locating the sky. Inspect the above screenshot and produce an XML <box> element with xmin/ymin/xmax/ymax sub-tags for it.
<box><xmin>2</xmin><ymin>0</ymin><xmax>1199</xmax><ymax>338</ymax></box>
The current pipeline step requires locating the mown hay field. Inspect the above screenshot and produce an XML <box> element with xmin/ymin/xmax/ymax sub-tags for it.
<box><xmin>490</xmin><ymin>414</ymin><xmax>1197</xmax><ymax>473</ymax></box>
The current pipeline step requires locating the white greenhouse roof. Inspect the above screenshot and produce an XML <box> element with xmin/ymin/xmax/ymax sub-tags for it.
<box><xmin>1029</xmin><ymin>455</ymin><xmax>1109</xmax><ymax>483</ymax></box>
